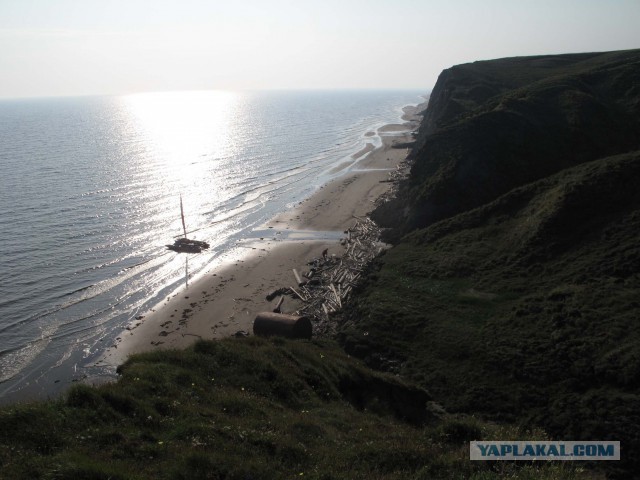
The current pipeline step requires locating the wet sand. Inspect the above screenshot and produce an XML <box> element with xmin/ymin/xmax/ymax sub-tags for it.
<box><xmin>100</xmin><ymin>104</ymin><xmax>423</xmax><ymax>368</ymax></box>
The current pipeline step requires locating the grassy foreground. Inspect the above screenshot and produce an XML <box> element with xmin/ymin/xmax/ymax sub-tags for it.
<box><xmin>0</xmin><ymin>337</ymin><xmax>591</xmax><ymax>479</ymax></box>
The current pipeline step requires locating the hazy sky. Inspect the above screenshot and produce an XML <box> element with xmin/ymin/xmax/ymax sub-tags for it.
<box><xmin>1</xmin><ymin>0</ymin><xmax>639</xmax><ymax>98</ymax></box>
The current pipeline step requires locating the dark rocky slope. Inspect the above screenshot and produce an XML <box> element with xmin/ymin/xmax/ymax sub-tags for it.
<box><xmin>375</xmin><ymin>49</ymin><xmax>640</xmax><ymax>240</ymax></box>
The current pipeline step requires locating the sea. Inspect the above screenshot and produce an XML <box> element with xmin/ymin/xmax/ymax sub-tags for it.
<box><xmin>0</xmin><ymin>89</ymin><xmax>423</xmax><ymax>404</ymax></box>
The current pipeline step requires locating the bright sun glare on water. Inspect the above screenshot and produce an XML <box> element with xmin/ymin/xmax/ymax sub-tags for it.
<box><xmin>118</xmin><ymin>90</ymin><xmax>246</xmax><ymax>240</ymax></box>
<box><xmin>122</xmin><ymin>90</ymin><xmax>239</xmax><ymax>203</ymax></box>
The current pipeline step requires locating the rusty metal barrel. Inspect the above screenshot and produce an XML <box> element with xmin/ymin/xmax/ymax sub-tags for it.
<box><xmin>253</xmin><ymin>312</ymin><xmax>312</xmax><ymax>339</ymax></box>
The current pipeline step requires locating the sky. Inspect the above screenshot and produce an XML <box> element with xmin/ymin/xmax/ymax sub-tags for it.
<box><xmin>0</xmin><ymin>0</ymin><xmax>639</xmax><ymax>98</ymax></box>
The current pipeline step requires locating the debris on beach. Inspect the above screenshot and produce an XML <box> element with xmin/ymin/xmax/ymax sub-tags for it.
<box><xmin>267</xmin><ymin>216</ymin><xmax>384</xmax><ymax>336</ymax></box>
<box><xmin>265</xmin><ymin>287</ymin><xmax>290</xmax><ymax>301</ymax></box>
<box><xmin>376</xmin><ymin>159</ymin><xmax>413</xmax><ymax>207</ymax></box>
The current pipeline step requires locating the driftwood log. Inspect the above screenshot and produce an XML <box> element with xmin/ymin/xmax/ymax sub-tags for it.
<box><xmin>272</xmin><ymin>296</ymin><xmax>285</xmax><ymax>313</ymax></box>
<box><xmin>253</xmin><ymin>312</ymin><xmax>312</xmax><ymax>339</ymax></box>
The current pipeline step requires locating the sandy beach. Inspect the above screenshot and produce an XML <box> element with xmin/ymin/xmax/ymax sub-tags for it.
<box><xmin>100</xmin><ymin>104</ymin><xmax>424</xmax><ymax>369</ymax></box>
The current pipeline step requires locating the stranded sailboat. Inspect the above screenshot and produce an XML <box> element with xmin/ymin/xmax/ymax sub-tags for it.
<box><xmin>166</xmin><ymin>196</ymin><xmax>210</xmax><ymax>254</ymax></box>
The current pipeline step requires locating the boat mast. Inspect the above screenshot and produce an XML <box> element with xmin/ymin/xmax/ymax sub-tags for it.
<box><xmin>180</xmin><ymin>195</ymin><xmax>187</xmax><ymax>239</ymax></box>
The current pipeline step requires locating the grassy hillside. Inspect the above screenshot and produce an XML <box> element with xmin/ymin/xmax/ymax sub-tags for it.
<box><xmin>0</xmin><ymin>337</ymin><xmax>588</xmax><ymax>479</ymax></box>
<box><xmin>343</xmin><ymin>49</ymin><xmax>640</xmax><ymax>479</ymax></box>
<box><xmin>343</xmin><ymin>150</ymin><xmax>639</xmax><ymax>407</ymax></box>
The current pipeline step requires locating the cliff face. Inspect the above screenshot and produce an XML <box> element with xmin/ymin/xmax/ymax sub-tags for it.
<box><xmin>376</xmin><ymin>49</ymin><xmax>640</xmax><ymax>239</ymax></box>
<box><xmin>346</xmin><ymin>49</ymin><xmax>640</xmax><ymax>478</ymax></box>
<box><xmin>417</xmin><ymin>50</ymin><xmax>640</xmax><ymax>147</ymax></box>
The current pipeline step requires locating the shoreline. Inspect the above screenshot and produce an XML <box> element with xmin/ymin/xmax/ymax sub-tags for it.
<box><xmin>99</xmin><ymin>103</ymin><xmax>424</xmax><ymax>370</ymax></box>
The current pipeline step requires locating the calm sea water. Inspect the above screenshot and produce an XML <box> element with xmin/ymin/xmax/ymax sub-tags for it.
<box><xmin>0</xmin><ymin>90</ymin><xmax>422</xmax><ymax>403</ymax></box>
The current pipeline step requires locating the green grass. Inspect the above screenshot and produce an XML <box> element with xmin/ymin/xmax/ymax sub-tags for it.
<box><xmin>0</xmin><ymin>337</ymin><xmax>592</xmax><ymax>479</ymax></box>
<box><xmin>343</xmin><ymin>151</ymin><xmax>640</xmax><ymax>478</ymax></box>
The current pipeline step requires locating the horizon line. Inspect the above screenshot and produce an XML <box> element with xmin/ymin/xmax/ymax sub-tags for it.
<box><xmin>0</xmin><ymin>86</ymin><xmax>431</xmax><ymax>102</ymax></box>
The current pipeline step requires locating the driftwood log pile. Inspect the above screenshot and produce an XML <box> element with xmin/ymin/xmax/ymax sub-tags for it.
<box><xmin>264</xmin><ymin>216</ymin><xmax>385</xmax><ymax>336</ymax></box>
<box><xmin>376</xmin><ymin>157</ymin><xmax>412</xmax><ymax>207</ymax></box>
